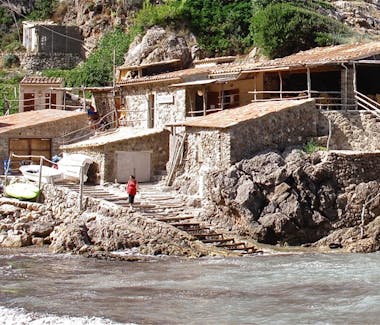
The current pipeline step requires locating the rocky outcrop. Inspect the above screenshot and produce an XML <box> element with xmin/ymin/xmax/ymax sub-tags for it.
<box><xmin>329</xmin><ymin>1</ymin><xmax>380</xmax><ymax>35</ymax></box>
<box><xmin>0</xmin><ymin>184</ymin><xmax>218</xmax><ymax>258</ymax></box>
<box><xmin>122</xmin><ymin>26</ymin><xmax>195</xmax><ymax>72</ymax></box>
<box><xmin>203</xmin><ymin>149</ymin><xmax>380</xmax><ymax>252</ymax></box>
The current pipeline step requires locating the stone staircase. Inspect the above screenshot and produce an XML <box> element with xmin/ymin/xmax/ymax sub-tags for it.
<box><xmin>58</xmin><ymin>182</ymin><xmax>260</xmax><ymax>255</ymax></box>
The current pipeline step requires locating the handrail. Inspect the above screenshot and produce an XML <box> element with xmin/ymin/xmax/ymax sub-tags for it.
<box><xmin>59</xmin><ymin>110</ymin><xmax>117</xmax><ymax>145</ymax></box>
<box><xmin>354</xmin><ymin>90</ymin><xmax>380</xmax><ymax>118</ymax></box>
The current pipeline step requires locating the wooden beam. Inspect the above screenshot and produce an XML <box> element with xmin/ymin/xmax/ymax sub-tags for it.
<box><xmin>307</xmin><ymin>67</ymin><xmax>311</xmax><ymax>98</ymax></box>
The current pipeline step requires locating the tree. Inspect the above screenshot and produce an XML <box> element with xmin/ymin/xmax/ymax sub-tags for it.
<box><xmin>251</xmin><ymin>3</ymin><xmax>347</xmax><ymax>58</ymax></box>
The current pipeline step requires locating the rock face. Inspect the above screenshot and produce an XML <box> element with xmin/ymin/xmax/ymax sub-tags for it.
<box><xmin>123</xmin><ymin>26</ymin><xmax>194</xmax><ymax>72</ymax></box>
<box><xmin>203</xmin><ymin>149</ymin><xmax>380</xmax><ymax>252</ymax></box>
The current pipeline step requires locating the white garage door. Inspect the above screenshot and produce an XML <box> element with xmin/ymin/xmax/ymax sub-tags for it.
<box><xmin>115</xmin><ymin>151</ymin><xmax>151</xmax><ymax>183</ymax></box>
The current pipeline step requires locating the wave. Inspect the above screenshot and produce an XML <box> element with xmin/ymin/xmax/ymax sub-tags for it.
<box><xmin>0</xmin><ymin>306</ymin><xmax>135</xmax><ymax>325</ymax></box>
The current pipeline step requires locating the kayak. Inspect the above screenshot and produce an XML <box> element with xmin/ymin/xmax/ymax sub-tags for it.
<box><xmin>4</xmin><ymin>183</ymin><xmax>41</xmax><ymax>201</ymax></box>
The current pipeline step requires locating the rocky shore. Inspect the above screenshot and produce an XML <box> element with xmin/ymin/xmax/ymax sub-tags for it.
<box><xmin>0</xmin><ymin>184</ymin><xmax>224</xmax><ymax>259</ymax></box>
<box><xmin>1</xmin><ymin>148</ymin><xmax>380</xmax><ymax>256</ymax></box>
<box><xmin>201</xmin><ymin>148</ymin><xmax>380</xmax><ymax>253</ymax></box>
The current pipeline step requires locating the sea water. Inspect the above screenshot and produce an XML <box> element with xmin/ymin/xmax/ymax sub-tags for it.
<box><xmin>0</xmin><ymin>249</ymin><xmax>379</xmax><ymax>325</ymax></box>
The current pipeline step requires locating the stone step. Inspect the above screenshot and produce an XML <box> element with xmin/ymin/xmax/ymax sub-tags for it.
<box><xmin>216</xmin><ymin>242</ymin><xmax>246</xmax><ymax>249</ymax></box>
<box><xmin>157</xmin><ymin>216</ymin><xmax>194</xmax><ymax>222</ymax></box>
<box><xmin>202</xmin><ymin>238</ymin><xmax>234</xmax><ymax>244</ymax></box>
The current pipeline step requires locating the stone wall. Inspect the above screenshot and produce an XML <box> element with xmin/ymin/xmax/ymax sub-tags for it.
<box><xmin>325</xmin><ymin>150</ymin><xmax>380</xmax><ymax>188</ymax></box>
<box><xmin>174</xmin><ymin>99</ymin><xmax>317</xmax><ymax>196</ymax></box>
<box><xmin>230</xmin><ymin>100</ymin><xmax>316</xmax><ymax>163</ymax></box>
<box><xmin>20</xmin><ymin>53</ymin><xmax>83</xmax><ymax>71</ymax></box>
<box><xmin>123</xmin><ymin>87</ymin><xmax>186</xmax><ymax>128</ymax></box>
<box><xmin>317</xmin><ymin>110</ymin><xmax>380</xmax><ymax>150</ymax></box>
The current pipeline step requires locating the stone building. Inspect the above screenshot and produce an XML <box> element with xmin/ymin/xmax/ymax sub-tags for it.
<box><xmin>21</xmin><ymin>21</ymin><xmax>84</xmax><ymax>70</ymax></box>
<box><xmin>169</xmin><ymin>99</ymin><xmax>316</xmax><ymax>194</ymax></box>
<box><xmin>115</xmin><ymin>41</ymin><xmax>380</xmax><ymax>132</ymax></box>
<box><xmin>23</xmin><ymin>21</ymin><xmax>83</xmax><ymax>55</ymax></box>
<box><xmin>19</xmin><ymin>76</ymin><xmax>64</xmax><ymax>112</ymax></box>
<box><xmin>60</xmin><ymin>127</ymin><xmax>170</xmax><ymax>184</ymax></box>
<box><xmin>0</xmin><ymin>110</ymin><xmax>88</xmax><ymax>173</ymax></box>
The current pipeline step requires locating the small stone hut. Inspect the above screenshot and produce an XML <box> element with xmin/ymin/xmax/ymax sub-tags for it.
<box><xmin>0</xmin><ymin>109</ymin><xmax>88</xmax><ymax>173</ymax></box>
<box><xmin>170</xmin><ymin>99</ymin><xmax>316</xmax><ymax>194</ymax></box>
<box><xmin>60</xmin><ymin>127</ymin><xmax>170</xmax><ymax>184</ymax></box>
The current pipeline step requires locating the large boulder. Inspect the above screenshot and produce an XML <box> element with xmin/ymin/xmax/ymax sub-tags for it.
<box><xmin>123</xmin><ymin>26</ymin><xmax>194</xmax><ymax>72</ymax></box>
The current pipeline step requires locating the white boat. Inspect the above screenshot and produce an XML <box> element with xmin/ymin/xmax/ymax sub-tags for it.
<box><xmin>56</xmin><ymin>153</ymin><xmax>94</xmax><ymax>182</ymax></box>
<box><xmin>19</xmin><ymin>165</ymin><xmax>63</xmax><ymax>184</ymax></box>
<box><xmin>19</xmin><ymin>154</ymin><xmax>94</xmax><ymax>184</ymax></box>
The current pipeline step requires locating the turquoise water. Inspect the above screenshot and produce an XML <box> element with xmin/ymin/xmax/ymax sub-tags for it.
<box><xmin>0</xmin><ymin>250</ymin><xmax>379</xmax><ymax>324</ymax></box>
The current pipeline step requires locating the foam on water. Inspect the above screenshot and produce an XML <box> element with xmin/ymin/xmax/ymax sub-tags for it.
<box><xmin>0</xmin><ymin>306</ymin><xmax>131</xmax><ymax>325</ymax></box>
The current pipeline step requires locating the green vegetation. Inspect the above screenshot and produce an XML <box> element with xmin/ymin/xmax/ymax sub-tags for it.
<box><xmin>251</xmin><ymin>2</ymin><xmax>349</xmax><ymax>58</ymax></box>
<box><xmin>303</xmin><ymin>139</ymin><xmax>326</xmax><ymax>153</ymax></box>
<box><xmin>44</xmin><ymin>28</ymin><xmax>132</xmax><ymax>87</ymax></box>
<box><xmin>27</xmin><ymin>0</ymin><xmax>58</xmax><ymax>21</ymax></box>
<box><xmin>0</xmin><ymin>0</ymin><xmax>357</xmax><ymax>88</ymax></box>
<box><xmin>0</xmin><ymin>72</ymin><xmax>23</xmax><ymax>116</ymax></box>
<box><xmin>181</xmin><ymin>0</ymin><xmax>253</xmax><ymax>56</ymax></box>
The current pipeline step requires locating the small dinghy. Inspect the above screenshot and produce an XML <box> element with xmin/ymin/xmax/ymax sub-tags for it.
<box><xmin>19</xmin><ymin>165</ymin><xmax>63</xmax><ymax>184</ymax></box>
<box><xmin>5</xmin><ymin>183</ymin><xmax>40</xmax><ymax>201</ymax></box>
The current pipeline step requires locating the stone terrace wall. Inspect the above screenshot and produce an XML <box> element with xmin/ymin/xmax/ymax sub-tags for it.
<box><xmin>230</xmin><ymin>99</ymin><xmax>317</xmax><ymax>163</ymax></box>
<box><xmin>325</xmin><ymin>151</ymin><xmax>380</xmax><ymax>188</ymax></box>
<box><xmin>317</xmin><ymin>111</ymin><xmax>380</xmax><ymax>150</ymax></box>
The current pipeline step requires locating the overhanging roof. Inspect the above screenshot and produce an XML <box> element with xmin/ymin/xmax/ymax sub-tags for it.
<box><xmin>169</xmin><ymin>79</ymin><xmax>216</xmax><ymax>87</ymax></box>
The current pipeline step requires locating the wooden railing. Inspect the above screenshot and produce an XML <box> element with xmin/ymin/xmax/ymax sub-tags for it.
<box><xmin>355</xmin><ymin>91</ymin><xmax>380</xmax><ymax>118</ymax></box>
<box><xmin>59</xmin><ymin>110</ymin><xmax>118</xmax><ymax>145</ymax></box>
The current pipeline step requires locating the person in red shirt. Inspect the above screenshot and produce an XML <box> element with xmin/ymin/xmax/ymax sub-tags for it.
<box><xmin>126</xmin><ymin>175</ymin><xmax>138</xmax><ymax>211</ymax></box>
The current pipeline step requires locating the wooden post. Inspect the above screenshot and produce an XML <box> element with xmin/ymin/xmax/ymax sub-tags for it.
<box><xmin>220</xmin><ymin>83</ymin><xmax>224</xmax><ymax>110</ymax></box>
<box><xmin>353</xmin><ymin>62</ymin><xmax>357</xmax><ymax>110</ymax></box>
<box><xmin>278</xmin><ymin>71</ymin><xmax>283</xmax><ymax>99</ymax></box>
<box><xmin>63</xmin><ymin>90</ymin><xmax>66</xmax><ymax>110</ymax></box>
<box><xmin>307</xmin><ymin>68</ymin><xmax>311</xmax><ymax>98</ymax></box>
<box><xmin>253</xmin><ymin>75</ymin><xmax>257</xmax><ymax>101</ymax></box>
<box><xmin>82</xmin><ymin>88</ymin><xmax>86</xmax><ymax>111</ymax></box>
<box><xmin>38</xmin><ymin>156</ymin><xmax>43</xmax><ymax>191</ymax></box>
<box><xmin>79</xmin><ymin>165</ymin><xmax>84</xmax><ymax>211</ymax></box>
<box><xmin>49</xmin><ymin>89</ymin><xmax>52</xmax><ymax>109</ymax></box>
<box><xmin>202</xmin><ymin>87</ymin><xmax>207</xmax><ymax>116</ymax></box>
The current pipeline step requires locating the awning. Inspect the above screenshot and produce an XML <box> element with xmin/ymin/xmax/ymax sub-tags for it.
<box><xmin>169</xmin><ymin>79</ymin><xmax>216</xmax><ymax>87</ymax></box>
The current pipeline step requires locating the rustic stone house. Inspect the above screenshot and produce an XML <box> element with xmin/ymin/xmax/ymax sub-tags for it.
<box><xmin>21</xmin><ymin>21</ymin><xmax>84</xmax><ymax>71</ymax></box>
<box><xmin>60</xmin><ymin>127</ymin><xmax>169</xmax><ymax>184</ymax></box>
<box><xmin>0</xmin><ymin>110</ymin><xmax>88</xmax><ymax>173</ymax></box>
<box><xmin>19</xmin><ymin>76</ymin><xmax>64</xmax><ymax>112</ymax></box>
<box><xmin>116</xmin><ymin>41</ymin><xmax>380</xmax><ymax>130</ymax></box>
<box><xmin>23</xmin><ymin>21</ymin><xmax>83</xmax><ymax>55</ymax></box>
<box><xmin>167</xmin><ymin>99</ymin><xmax>316</xmax><ymax>193</ymax></box>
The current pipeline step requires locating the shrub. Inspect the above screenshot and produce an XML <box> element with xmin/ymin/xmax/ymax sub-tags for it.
<box><xmin>303</xmin><ymin>139</ymin><xmax>326</xmax><ymax>153</ymax></box>
<box><xmin>28</xmin><ymin>0</ymin><xmax>58</xmax><ymax>20</ymax></box>
<box><xmin>251</xmin><ymin>3</ymin><xmax>348</xmax><ymax>58</ymax></box>
<box><xmin>182</xmin><ymin>0</ymin><xmax>253</xmax><ymax>56</ymax></box>
<box><xmin>3</xmin><ymin>54</ymin><xmax>20</xmax><ymax>68</ymax></box>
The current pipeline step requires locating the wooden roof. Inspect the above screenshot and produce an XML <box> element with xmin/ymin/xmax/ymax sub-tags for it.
<box><xmin>0</xmin><ymin>110</ymin><xmax>86</xmax><ymax>134</ymax></box>
<box><xmin>170</xmin><ymin>99</ymin><xmax>313</xmax><ymax>129</ymax></box>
